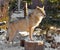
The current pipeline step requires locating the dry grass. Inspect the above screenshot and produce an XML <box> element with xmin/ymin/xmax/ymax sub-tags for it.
<box><xmin>0</xmin><ymin>16</ymin><xmax>9</xmax><ymax>30</ymax></box>
<box><xmin>0</xmin><ymin>17</ymin><xmax>9</xmax><ymax>22</ymax></box>
<box><xmin>0</xmin><ymin>25</ymin><xmax>7</xmax><ymax>30</ymax></box>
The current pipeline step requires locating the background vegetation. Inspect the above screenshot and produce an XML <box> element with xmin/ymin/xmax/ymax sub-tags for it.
<box><xmin>0</xmin><ymin>0</ymin><xmax>60</xmax><ymax>30</ymax></box>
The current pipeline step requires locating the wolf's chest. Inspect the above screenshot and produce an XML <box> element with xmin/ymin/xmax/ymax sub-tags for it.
<box><xmin>32</xmin><ymin>17</ymin><xmax>43</xmax><ymax>28</ymax></box>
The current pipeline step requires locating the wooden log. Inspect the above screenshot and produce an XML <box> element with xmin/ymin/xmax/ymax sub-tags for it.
<box><xmin>20</xmin><ymin>40</ymin><xmax>25</xmax><ymax>47</ymax></box>
<box><xmin>25</xmin><ymin>41</ymin><xmax>44</xmax><ymax>50</ymax></box>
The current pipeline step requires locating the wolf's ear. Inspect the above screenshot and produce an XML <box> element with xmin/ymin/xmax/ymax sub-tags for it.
<box><xmin>36</xmin><ymin>6</ymin><xmax>40</xmax><ymax>9</ymax></box>
<box><xmin>36</xmin><ymin>6</ymin><xmax>44</xmax><ymax>9</ymax></box>
<box><xmin>42</xmin><ymin>6</ymin><xmax>44</xmax><ymax>9</ymax></box>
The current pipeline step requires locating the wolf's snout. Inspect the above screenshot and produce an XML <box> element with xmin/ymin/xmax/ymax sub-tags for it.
<box><xmin>44</xmin><ymin>12</ymin><xmax>46</xmax><ymax>16</ymax></box>
<box><xmin>44</xmin><ymin>14</ymin><xmax>46</xmax><ymax>18</ymax></box>
<box><xmin>44</xmin><ymin>14</ymin><xmax>46</xmax><ymax>17</ymax></box>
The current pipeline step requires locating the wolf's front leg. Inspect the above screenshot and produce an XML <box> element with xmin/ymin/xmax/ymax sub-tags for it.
<box><xmin>29</xmin><ymin>27</ymin><xmax>34</xmax><ymax>41</ymax></box>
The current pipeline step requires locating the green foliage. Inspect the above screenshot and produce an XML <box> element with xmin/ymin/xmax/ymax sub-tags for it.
<box><xmin>23</xmin><ymin>0</ymin><xmax>31</xmax><ymax>3</ymax></box>
<box><xmin>46</xmin><ymin>0</ymin><xmax>60</xmax><ymax>18</ymax></box>
<box><xmin>9</xmin><ymin>0</ymin><xmax>17</xmax><ymax>11</ymax></box>
<box><xmin>40</xmin><ymin>0</ymin><xmax>60</xmax><ymax>28</ymax></box>
<box><xmin>40</xmin><ymin>0</ymin><xmax>44</xmax><ymax>4</ymax></box>
<box><xmin>49</xmin><ymin>0</ymin><xmax>58</xmax><ymax>3</ymax></box>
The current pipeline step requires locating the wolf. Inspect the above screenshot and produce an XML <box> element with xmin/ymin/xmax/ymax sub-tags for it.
<box><xmin>7</xmin><ymin>6</ymin><xmax>46</xmax><ymax>42</ymax></box>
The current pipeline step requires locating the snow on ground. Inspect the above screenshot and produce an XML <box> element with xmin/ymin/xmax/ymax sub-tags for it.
<box><xmin>0</xmin><ymin>9</ymin><xmax>60</xmax><ymax>50</ymax></box>
<box><xmin>0</xmin><ymin>43</ymin><xmax>25</xmax><ymax>50</ymax></box>
<box><xmin>0</xmin><ymin>30</ymin><xmax>60</xmax><ymax>50</ymax></box>
<box><xmin>0</xmin><ymin>27</ymin><xmax>60</xmax><ymax>50</ymax></box>
<box><xmin>11</xmin><ymin>10</ymin><xmax>24</xmax><ymax>18</ymax></box>
<box><xmin>11</xmin><ymin>9</ymin><xmax>34</xmax><ymax>18</ymax></box>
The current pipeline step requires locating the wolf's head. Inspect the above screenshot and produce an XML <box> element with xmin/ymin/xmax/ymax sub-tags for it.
<box><xmin>36</xmin><ymin>6</ymin><xmax>46</xmax><ymax>18</ymax></box>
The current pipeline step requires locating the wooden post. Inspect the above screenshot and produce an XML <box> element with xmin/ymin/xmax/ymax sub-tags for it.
<box><xmin>25</xmin><ymin>41</ymin><xmax>44</xmax><ymax>50</ymax></box>
<box><xmin>20</xmin><ymin>40</ymin><xmax>25</xmax><ymax>47</ymax></box>
<box><xmin>23</xmin><ymin>1</ymin><xmax>28</xmax><ymax>17</ymax></box>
